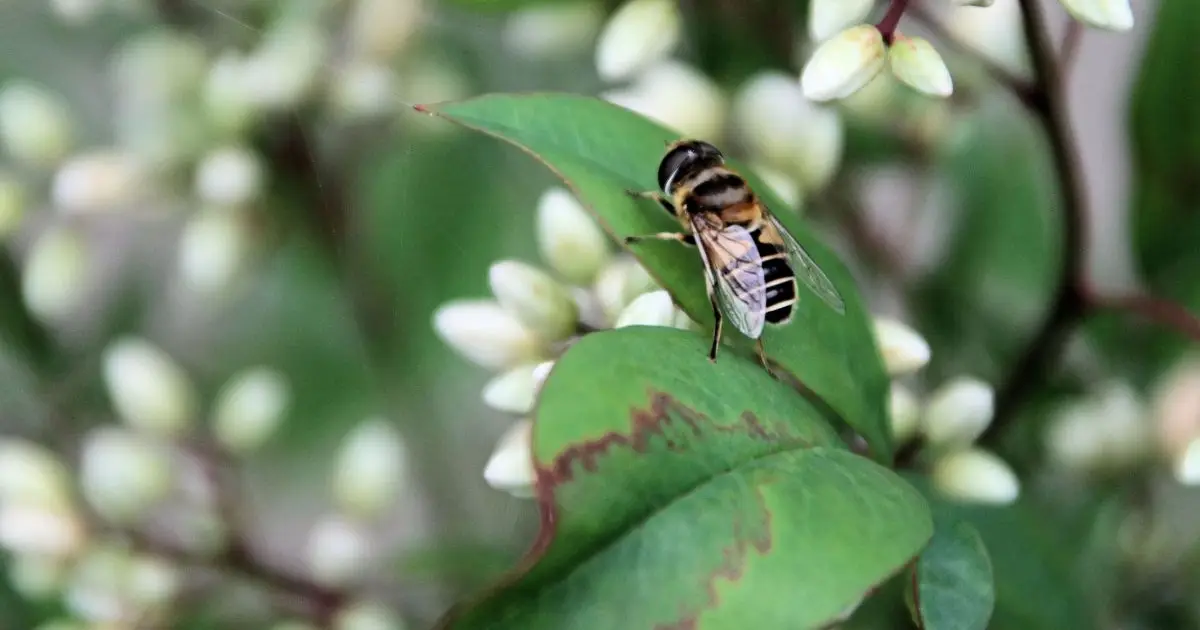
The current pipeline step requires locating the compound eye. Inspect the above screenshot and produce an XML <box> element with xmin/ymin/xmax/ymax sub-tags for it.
<box><xmin>656</xmin><ymin>145</ymin><xmax>697</xmax><ymax>192</ymax></box>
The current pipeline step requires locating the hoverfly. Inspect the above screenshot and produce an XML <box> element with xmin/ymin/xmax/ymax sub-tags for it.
<box><xmin>624</xmin><ymin>139</ymin><xmax>846</xmax><ymax>363</ymax></box>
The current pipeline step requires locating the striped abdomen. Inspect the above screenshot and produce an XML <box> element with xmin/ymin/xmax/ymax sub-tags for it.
<box><xmin>755</xmin><ymin>239</ymin><xmax>797</xmax><ymax>325</ymax></box>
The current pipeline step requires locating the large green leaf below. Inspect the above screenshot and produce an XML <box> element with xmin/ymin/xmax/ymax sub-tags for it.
<box><xmin>417</xmin><ymin>93</ymin><xmax>894</xmax><ymax>462</ymax></box>
<box><xmin>436</xmin><ymin>328</ymin><xmax>931</xmax><ymax>630</ymax></box>
<box><xmin>906</xmin><ymin>510</ymin><xmax>994</xmax><ymax>630</ymax></box>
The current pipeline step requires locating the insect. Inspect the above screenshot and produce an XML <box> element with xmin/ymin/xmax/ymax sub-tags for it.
<box><xmin>623</xmin><ymin>139</ymin><xmax>846</xmax><ymax>363</ymax></box>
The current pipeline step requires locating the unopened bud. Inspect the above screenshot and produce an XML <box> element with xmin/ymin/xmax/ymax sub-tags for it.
<box><xmin>348</xmin><ymin>0</ymin><xmax>423</xmax><ymax>60</ymax></box>
<box><xmin>102</xmin><ymin>337</ymin><xmax>197</xmax><ymax>437</ymax></box>
<box><xmin>1059</xmin><ymin>0</ymin><xmax>1133</xmax><ymax>31</ymax></box>
<box><xmin>889</xmin><ymin>384</ymin><xmax>921</xmax><ymax>445</ymax></box>
<box><xmin>305</xmin><ymin>514</ymin><xmax>371</xmax><ymax>587</ymax></box>
<box><xmin>203</xmin><ymin>52</ymin><xmax>258</xmax><ymax>137</ymax></box>
<box><xmin>52</xmin><ymin>150</ymin><xmax>147</xmax><ymax>213</ymax></box>
<box><xmin>489</xmin><ymin>260</ymin><xmax>579</xmax><ymax>341</ymax></box>
<box><xmin>922</xmin><ymin>376</ymin><xmax>994</xmax><ymax>450</ymax></box>
<box><xmin>0</xmin><ymin>504</ymin><xmax>86</xmax><ymax>557</ymax></box>
<box><xmin>615</xmin><ymin>290</ymin><xmax>677</xmax><ymax>328</ymax></box>
<box><xmin>872</xmin><ymin>316</ymin><xmax>931</xmax><ymax>376</ymax></box>
<box><xmin>0</xmin><ymin>172</ymin><xmax>25</xmax><ymax>238</ymax></box>
<box><xmin>194</xmin><ymin>146</ymin><xmax>264</xmax><ymax>207</ymax></box>
<box><xmin>242</xmin><ymin>24</ymin><xmax>327</xmax><ymax>111</ymax></box>
<box><xmin>602</xmin><ymin>60</ymin><xmax>727</xmax><ymax>140</ymax></box>
<box><xmin>483</xmin><ymin>419</ymin><xmax>535</xmax><ymax>499</ymax></box>
<box><xmin>0</xmin><ymin>440</ymin><xmax>73</xmax><ymax>509</ymax></box>
<box><xmin>536</xmin><ymin>187</ymin><xmax>611</xmax><ymax>286</ymax></box>
<box><xmin>79</xmin><ymin>427</ymin><xmax>174</xmax><ymax>525</ymax></box>
<box><xmin>212</xmin><ymin>367</ymin><xmax>291</xmax><ymax>454</ymax></box>
<box><xmin>432</xmin><ymin>299</ymin><xmax>547</xmax><ymax>369</ymax></box>
<box><xmin>334</xmin><ymin>600</ymin><xmax>406</xmax><ymax>630</ymax></box>
<box><xmin>594</xmin><ymin>0</ymin><xmax>681</xmax><ymax>82</ymax></box>
<box><xmin>0</xmin><ymin>81</ymin><xmax>73</xmax><ymax>168</ymax></box>
<box><xmin>594</xmin><ymin>257</ymin><xmax>658</xmax><ymax>324</ymax></box>
<box><xmin>800</xmin><ymin>25</ymin><xmax>888</xmax><ymax>102</ymax></box>
<box><xmin>504</xmin><ymin>3</ymin><xmax>604</xmax><ymax>59</ymax></box>
<box><xmin>21</xmin><ymin>224</ymin><xmax>87</xmax><ymax>322</ymax></box>
<box><xmin>124</xmin><ymin>554</ymin><xmax>180</xmax><ymax>610</ymax></box>
<box><xmin>178</xmin><ymin>206</ymin><xmax>251</xmax><ymax>295</ymax></box>
<box><xmin>1046</xmin><ymin>381</ymin><xmax>1151</xmax><ymax>474</ymax></box>
<box><xmin>889</xmin><ymin>35</ymin><xmax>954</xmax><ymax>97</ymax></box>
<box><xmin>63</xmin><ymin>544</ymin><xmax>131</xmax><ymax>622</ymax></box>
<box><xmin>331</xmin><ymin>419</ymin><xmax>406</xmax><ymax>521</ymax></box>
<box><xmin>8</xmin><ymin>553</ymin><xmax>69</xmax><ymax>600</ymax></box>
<box><xmin>808</xmin><ymin>0</ymin><xmax>874</xmax><ymax>42</ymax></box>
<box><xmin>931</xmin><ymin>448</ymin><xmax>1020</xmax><ymax>505</ymax></box>
<box><xmin>483</xmin><ymin>363</ymin><xmax>543</xmax><ymax>415</ymax></box>
<box><xmin>328</xmin><ymin>62</ymin><xmax>397</xmax><ymax>119</ymax></box>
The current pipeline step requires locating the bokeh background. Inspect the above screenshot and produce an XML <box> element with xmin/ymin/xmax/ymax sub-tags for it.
<box><xmin>1</xmin><ymin>0</ymin><xmax>1198</xmax><ymax>628</ymax></box>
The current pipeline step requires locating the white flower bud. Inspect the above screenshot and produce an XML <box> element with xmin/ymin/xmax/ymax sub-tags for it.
<box><xmin>0</xmin><ymin>440</ymin><xmax>74</xmax><ymax>509</ymax></box>
<box><xmin>397</xmin><ymin>55</ymin><xmax>470</xmax><ymax>114</ymax></box>
<box><xmin>194</xmin><ymin>146</ymin><xmax>264</xmax><ymax>207</ymax></box>
<box><xmin>808</xmin><ymin>0</ymin><xmax>875</xmax><ymax>42</ymax></box>
<box><xmin>536</xmin><ymin>187</ymin><xmax>611</xmax><ymax>286</ymax></box>
<box><xmin>504</xmin><ymin>3</ymin><xmax>604</xmax><ymax>59</ymax></box>
<box><xmin>872</xmin><ymin>316</ymin><xmax>931</xmax><ymax>376</ymax></box>
<box><xmin>305</xmin><ymin>515</ymin><xmax>371</xmax><ymax>587</ymax></box>
<box><xmin>483</xmin><ymin>419</ymin><xmax>535</xmax><ymax>499</ymax></box>
<box><xmin>101</xmin><ymin>337</ymin><xmax>197</xmax><ymax>437</ymax></box>
<box><xmin>8</xmin><ymin>553</ymin><xmax>69</xmax><ymax>600</ymax></box>
<box><xmin>1059</xmin><ymin>0</ymin><xmax>1133</xmax><ymax>32</ymax></box>
<box><xmin>212</xmin><ymin>367</ymin><xmax>291</xmax><ymax>454</ymax></box>
<box><xmin>931</xmin><ymin>448</ymin><xmax>1019</xmax><ymax>505</ymax></box>
<box><xmin>483</xmin><ymin>363</ymin><xmax>543</xmax><ymax>415</ymax></box>
<box><xmin>1174</xmin><ymin>439</ymin><xmax>1200</xmax><ymax>486</ymax></box>
<box><xmin>331</xmin><ymin>419</ymin><xmax>406</xmax><ymax>521</ymax></box>
<box><xmin>79</xmin><ymin>427</ymin><xmax>174</xmax><ymax>525</ymax></box>
<box><xmin>203</xmin><ymin>52</ymin><xmax>258</xmax><ymax>137</ymax></box>
<box><xmin>0</xmin><ymin>504</ymin><xmax>86</xmax><ymax>557</ymax></box>
<box><xmin>1154</xmin><ymin>357</ymin><xmax>1200</xmax><ymax>463</ymax></box>
<box><xmin>21</xmin><ymin>224</ymin><xmax>87</xmax><ymax>323</ymax></box>
<box><xmin>63</xmin><ymin>544</ymin><xmax>131</xmax><ymax>622</ymax></box>
<box><xmin>602</xmin><ymin>60</ymin><xmax>728</xmax><ymax>140</ymax></box>
<box><xmin>177</xmin><ymin>206</ymin><xmax>250</xmax><ymax>295</ymax></box>
<box><xmin>801</xmin><ymin>24</ymin><xmax>888</xmax><ymax>102</ymax></box>
<box><xmin>945</xmin><ymin>0</ymin><xmax>1029</xmax><ymax>77</ymax></box>
<box><xmin>334</xmin><ymin>600</ymin><xmax>406</xmax><ymax>630</ymax></box>
<box><xmin>50</xmin><ymin>0</ymin><xmax>104</xmax><ymax>24</ymax></box>
<box><xmin>348</xmin><ymin>0</ymin><xmax>423</xmax><ymax>60</ymax></box>
<box><xmin>0</xmin><ymin>172</ymin><xmax>26</xmax><ymax>238</ymax></box>
<box><xmin>594</xmin><ymin>0</ymin><xmax>681</xmax><ymax>82</ymax></box>
<box><xmin>242</xmin><ymin>24</ymin><xmax>328</xmax><ymax>111</ymax></box>
<box><xmin>433</xmin><ymin>299</ymin><xmax>547</xmax><ymax>369</ymax></box>
<box><xmin>888</xmin><ymin>35</ymin><xmax>954</xmax><ymax>97</ymax></box>
<box><xmin>328</xmin><ymin>62</ymin><xmax>397</xmax><ymax>119</ymax></box>
<box><xmin>889</xmin><ymin>384</ymin><xmax>921</xmax><ymax>445</ymax></box>
<box><xmin>732</xmin><ymin>71</ymin><xmax>843</xmax><ymax>191</ymax></box>
<box><xmin>51</xmin><ymin>150</ymin><xmax>148</xmax><ymax>213</ymax></box>
<box><xmin>489</xmin><ymin>260</ymin><xmax>579</xmax><ymax>341</ymax></box>
<box><xmin>0</xmin><ymin>81</ymin><xmax>73</xmax><ymax>168</ymax></box>
<box><xmin>594</xmin><ymin>257</ymin><xmax>658</xmax><ymax>324</ymax></box>
<box><xmin>922</xmin><ymin>376</ymin><xmax>994</xmax><ymax>449</ymax></box>
<box><xmin>672</xmin><ymin>306</ymin><xmax>698</xmax><ymax>331</ymax></box>
<box><xmin>124</xmin><ymin>554</ymin><xmax>180</xmax><ymax>610</ymax></box>
<box><xmin>1046</xmin><ymin>381</ymin><xmax>1152</xmax><ymax>474</ymax></box>
<box><xmin>615</xmin><ymin>290</ymin><xmax>677</xmax><ymax>328</ymax></box>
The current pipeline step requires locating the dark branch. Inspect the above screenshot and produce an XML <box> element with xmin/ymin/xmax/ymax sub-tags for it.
<box><xmin>875</xmin><ymin>0</ymin><xmax>911</xmax><ymax>44</ymax></box>
<box><xmin>1088</xmin><ymin>292</ymin><xmax>1200</xmax><ymax>342</ymax></box>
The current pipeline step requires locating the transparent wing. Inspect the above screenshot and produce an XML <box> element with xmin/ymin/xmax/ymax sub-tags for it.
<box><xmin>691</xmin><ymin>217</ymin><xmax>767</xmax><ymax>338</ymax></box>
<box><xmin>764</xmin><ymin>212</ymin><xmax>846</xmax><ymax>315</ymax></box>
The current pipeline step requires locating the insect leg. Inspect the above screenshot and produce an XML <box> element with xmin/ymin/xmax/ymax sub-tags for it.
<box><xmin>623</xmin><ymin>232</ymin><xmax>695</xmax><ymax>246</ymax></box>
<box><xmin>624</xmin><ymin>189</ymin><xmax>676</xmax><ymax>215</ymax></box>
<box><xmin>707</xmin><ymin>288</ymin><xmax>723</xmax><ymax>363</ymax></box>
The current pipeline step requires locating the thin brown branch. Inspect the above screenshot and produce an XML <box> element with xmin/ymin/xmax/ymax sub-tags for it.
<box><xmin>875</xmin><ymin>0</ymin><xmax>911</xmax><ymax>44</ymax></box>
<box><xmin>1087</xmin><ymin>291</ymin><xmax>1200</xmax><ymax>341</ymax></box>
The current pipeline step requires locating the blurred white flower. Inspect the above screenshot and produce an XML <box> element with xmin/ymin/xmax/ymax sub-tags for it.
<box><xmin>203</xmin><ymin>52</ymin><xmax>259</xmax><ymax>138</ymax></box>
<box><xmin>348</xmin><ymin>0</ymin><xmax>424</xmax><ymax>60</ymax></box>
<box><xmin>7</xmin><ymin>553</ymin><xmax>69</xmax><ymax>600</ymax></box>
<box><xmin>483</xmin><ymin>363</ymin><xmax>543</xmax><ymax>415</ymax></box>
<box><xmin>433</xmin><ymin>299</ymin><xmax>547</xmax><ymax>369</ymax></box>
<box><xmin>328</xmin><ymin>61</ymin><xmax>398</xmax><ymax>119</ymax></box>
<box><xmin>0</xmin><ymin>80</ymin><xmax>73</xmax><ymax>168</ymax></box>
<box><xmin>0</xmin><ymin>503</ymin><xmax>86</xmax><ymax>558</ymax></box>
<box><xmin>504</xmin><ymin>3</ymin><xmax>605</xmax><ymax>59</ymax></box>
<box><xmin>751</xmin><ymin>163</ymin><xmax>803</xmax><ymax>212</ymax></box>
<box><xmin>615</xmin><ymin>289</ymin><xmax>678</xmax><ymax>329</ymax></box>
<box><xmin>305</xmin><ymin>514</ymin><xmax>371</xmax><ymax>587</ymax></box>
<box><xmin>888</xmin><ymin>35</ymin><xmax>954</xmax><ymax>97</ymax></box>
<box><xmin>536</xmin><ymin>188</ymin><xmax>612</xmax><ymax>286</ymax></box>
<box><xmin>21</xmin><ymin>224</ymin><xmax>87</xmax><ymax>323</ymax></box>
<box><xmin>62</xmin><ymin>544</ymin><xmax>131</xmax><ymax>623</ymax></box>
<box><xmin>484</xmin><ymin>419</ymin><xmax>535</xmax><ymax>499</ymax></box>
<box><xmin>800</xmin><ymin>24</ymin><xmax>888</xmax><ymax>102</ymax></box>
<box><xmin>124</xmin><ymin>554</ymin><xmax>180</xmax><ymax>611</ymax></box>
<box><xmin>398</xmin><ymin>55</ymin><xmax>470</xmax><ymax>110</ymax></box>
<box><xmin>1045</xmin><ymin>381</ymin><xmax>1153</xmax><ymax>474</ymax></box>
<box><xmin>922</xmin><ymin>376</ymin><xmax>994</xmax><ymax>450</ymax></box>
<box><xmin>331</xmin><ymin>418</ymin><xmax>406</xmax><ymax>521</ymax></box>
<box><xmin>889</xmin><ymin>384</ymin><xmax>921</xmax><ymax>445</ymax></box>
<box><xmin>0</xmin><ymin>172</ymin><xmax>25</xmax><ymax>238</ymax></box>
<box><xmin>809</xmin><ymin>0</ymin><xmax>875</xmax><ymax>42</ymax></box>
<box><xmin>1174</xmin><ymin>439</ymin><xmax>1200</xmax><ymax>486</ymax></box>
<box><xmin>732</xmin><ymin>71</ymin><xmax>844</xmax><ymax>191</ymax></box>
<box><xmin>872</xmin><ymin>316</ymin><xmax>931</xmax><ymax>376</ymax></box>
<box><xmin>194</xmin><ymin>146</ymin><xmax>265</xmax><ymax>207</ymax></box>
<box><xmin>52</xmin><ymin>150</ymin><xmax>148</xmax><ymax>213</ymax></box>
<box><xmin>1153</xmin><ymin>356</ymin><xmax>1200</xmax><ymax>470</ymax></box>
<box><xmin>334</xmin><ymin>600</ymin><xmax>406</xmax><ymax>630</ymax></box>
<box><xmin>102</xmin><ymin>337</ymin><xmax>197</xmax><ymax>437</ymax></box>
<box><xmin>212</xmin><ymin>367</ymin><xmax>291</xmax><ymax>454</ymax></box>
<box><xmin>602</xmin><ymin>60</ymin><xmax>727</xmax><ymax>141</ymax></box>
<box><xmin>50</xmin><ymin>0</ymin><xmax>105</xmax><ymax>24</ymax></box>
<box><xmin>489</xmin><ymin>260</ymin><xmax>579</xmax><ymax>341</ymax></box>
<box><xmin>177</xmin><ymin>206</ymin><xmax>251</xmax><ymax>295</ymax></box>
<box><xmin>594</xmin><ymin>0</ymin><xmax>681</xmax><ymax>82</ymax></box>
<box><xmin>944</xmin><ymin>0</ymin><xmax>1030</xmax><ymax>77</ymax></box>
<box><xmin>931</xmin><ymin>448</ymin><xmax>1020</xmax><ymax>505</ymax></box>
<box><xmin>79</xmin><ymin>427</ymin><xmax>174</xmax><ymax>525</ymax></box>
<box><xmin>593</xmin><ymin>257</ymin><xmax>658</xmax><ymax>324</ymax></box>
<box><xmin>0</xmin><ymin>440</ymin><xmax>74</xmax><ymax>510</ymax></box>
<box><xmin>1059</xmin><ymin>0</ymin><xmax>1133</xmax><ymax>31</ymax></box>
<box><xmin>243</xmin><ymin>23</ymin><xmax>328</xmax><ymax>112</ymax></box>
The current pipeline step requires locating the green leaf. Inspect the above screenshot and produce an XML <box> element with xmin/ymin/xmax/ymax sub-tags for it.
<box><xmin>907</xmin><ymin>511</ymin><xmax>994</xmax><ymax>630</ymax></box>
<box><xmin>437</xmin><ymin>328</ymin><xmax>932</xmax><ymax>630</ymax></box>
<box><xmin>417</xmin><ymin>92</ymin><xmax>894</xmax><ymax>462</ymax></box>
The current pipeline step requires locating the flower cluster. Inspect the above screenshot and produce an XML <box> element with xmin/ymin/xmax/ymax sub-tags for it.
<box><xmin>0</xmin><ymin>335</ymin><xmax>407</xmax><ymax>627</ymax></box>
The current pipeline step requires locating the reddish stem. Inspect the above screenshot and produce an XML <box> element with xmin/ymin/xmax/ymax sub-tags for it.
<box><xmin>875</xmin><ymin>0</ymin><xmax>910</xmax><ymax>45</ymax></box>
